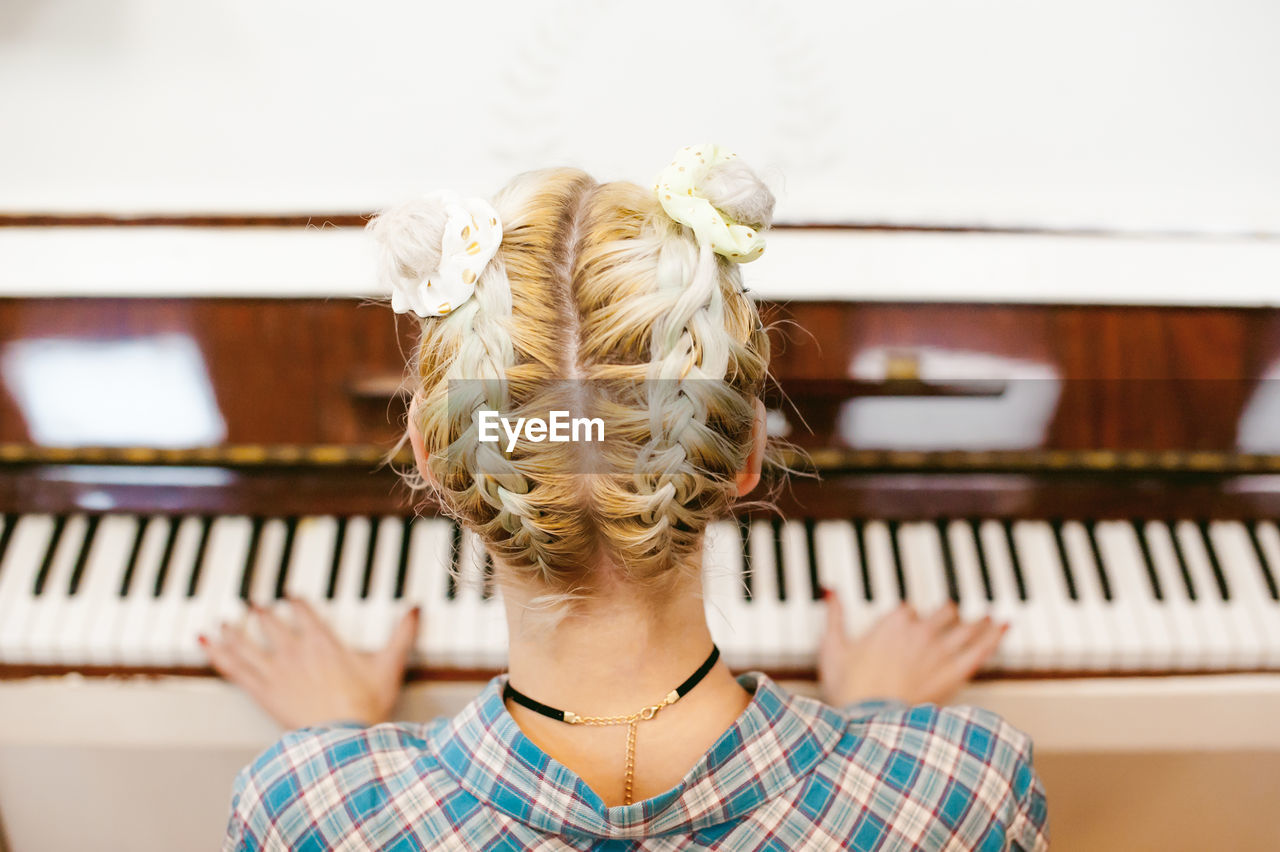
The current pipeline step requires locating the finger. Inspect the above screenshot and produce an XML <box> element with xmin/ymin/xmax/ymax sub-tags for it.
<box><xmin>204</xmin><ymin>625</ymin><xmax>269</xmax><ymax>690</ymax></box>
<box><xmin>924</xmin><ymin>601</ymin><xmax>960</xmax><ymax>634</ymax></box>
<box><xmin>252</xmin><ymin>603</ymin><xmax>298</xmax><ymax>652</ymax></box>
<box><xmin>937</xmin><ymin>621</ymin><xmax>1008</xmax><ymax>691</ymax></box>
<box><xmin>821</xmin><ymin>588</ymin><xmax>847</xmax><ymax>645</ymax></box>
<box><xmin>376</xmin><ymin>605</ymin><xmax>421</xmax><ymax>673</ymax></box>
<box><xmin>937</xmin><ymin>615</ymin><xmax>992</xmax><ymax>656</ymax></box>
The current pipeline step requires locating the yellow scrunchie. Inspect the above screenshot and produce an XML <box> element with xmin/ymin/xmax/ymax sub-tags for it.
<box><xmin>652</xmin><ymin>143</ymin><xmax>766</xmax><ymax>263</ymax></box>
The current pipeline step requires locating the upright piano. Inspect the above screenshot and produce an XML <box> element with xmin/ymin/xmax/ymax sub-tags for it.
<box><xmin>2</xmin><ymin>295</ymin><xmax>1280</xmax><ymax>849</ymax></box>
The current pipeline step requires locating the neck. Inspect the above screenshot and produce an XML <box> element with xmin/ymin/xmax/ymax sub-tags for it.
<box><xmin>501</xmin><ymin>571</ymin><xmax>736</xmax><ymax>716</ymax></box>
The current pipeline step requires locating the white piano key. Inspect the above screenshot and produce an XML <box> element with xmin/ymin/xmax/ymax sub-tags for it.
<box><xmin>703</xmin><ymin>520</ymin><xmax>751</xmax><ymax>668</ymax></box>
<box><xmin>898</xmin><ymin>522</ymin><xmax>950</xmax><ymax>615</ymax></box>
<box><xmin>978</xmin><ymin>520</ymin><xmax>1038</xmax><ymax>670</ymax></box>
<box><xmin>330</xmin><ymin>516</ymin><xmax>372</xmax><ymax>649</ymax></box>
<box><xmin>61</xmin><ymin>515</ymin><xmax>138</xmax><ymax>664</ymax></box>
<box><xmin>284</xmin><ymin>516</ymin><xmax>339</xmax><ymax>603</ymax></box>
<box><xmin>146</xmin><ymin>516</ymin><xmax>205</xmax><ymax>666</ymax></box>
<box><xmin>1142</xmin><ymin>520</ymin><xmax>1222</xmax><ymax>669</ymax></box>
<box><xmin>455</xmin><ymin>530</ymin><xmax>492</xmax><ymax>669</ymax></box>
<box><xmin>0</xmin><ymin>515</ymin><xmax>58</xmax><ymax>662</ymax></box>
<box><xmin>1095</xmin><ymin>521</ymin><xmax>1181</xmax><ymax>670</ymax></box>
<box><xmin>181</xmin><ymin>516</ymin><xmax>253</xmax><ymax>665</ymax></box>
<box><xmin>1011</xmin><ymin>521</ymin><xmax>1086</xmax><ymax>670</ymax></box>
<box><xmin>24</xmin><ymin>515</ymin><xmax>91</xmax><ymax>664</ymax></box>
<box><xmin>945</xmin><ymin>520</ymin><xmax>992</xmax><ymax>625</ymax></box>
<box><xmin>778</xmin><ymin>521</ymin><xmax>816</xmax><ymax>665</ymax></box>
<box><xmin>405</xmin><ymin>517</ymin><xmax>454</xmax><ymax>666</ymax></box>
<box><xmin>1208</xmin><ymin>521</ymin><xmax>1280</xmax><ymax>667</ymax></box>
<box><xmin>1058</xmin><ymin>521</ymin><xmax>1121</xmax><ymax>671</ymax></box>
<box><xmin>116</xmin><ymin>516</ymin><xmax>174</xmax><ymax>665</ymax></box>
<box><xmin>476</xmin><ymin>552</ymin><xmax>508</xmax><ymax>669</ymax></box>
<box><xmin>1255</xmin><ymin>522</ymin><xmax>1280</xmax><ymax>597</ymax></box>
<box><xmin>813</xmin><ymin>520</ymin><xmax>867</xmax><ymax>638</ymax></box>
<box><xmin>1175</xmin><ymin>520</ymin><xmax>1263</xmax><ymax>668</ymax></box>
<box><xmin>862</xmin><ymin>521</ymin><xmax>900</xmax><ymax>620</ymax></box>
<box><xmin>359</xmin><ymin>517</ymin><xmax>403</xmax><ymax>653</ymax></box>
<box><xmin>747</xmin><ymin>519</ymin><xmax>784</xmax><ymax>669</ymax></box>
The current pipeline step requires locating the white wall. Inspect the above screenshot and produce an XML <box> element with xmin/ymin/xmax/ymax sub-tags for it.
<box><xmin>3</xmin><ymin>0</ymin><xmax>1279</xmax><ymax>234</ymax></box>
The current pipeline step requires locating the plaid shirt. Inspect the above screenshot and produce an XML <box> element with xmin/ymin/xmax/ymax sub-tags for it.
<box><xmin>223</xmin><ymin>673</ymin><xmax>1048</xmax><ymax>851</ymax></box>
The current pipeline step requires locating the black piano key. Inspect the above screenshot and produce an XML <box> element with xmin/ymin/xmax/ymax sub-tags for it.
<box><xmin>887</xmin><ymin>520</ymin><xmax>909</xmax><ymax>601</ymax></box>
<box><xmin>1246</xmin><ymin>521</ymin><xmax>1280</xmax><ymax>601</ymax></box>
<box><xmin>31</xmin><ymin>514</ymin><xmax>68</xmax><ymax>595</ymax></box>
<box><xmin>854</xmin><ymin>520</ymin><xmax>873</xmax><ymax>602</ymax></box>
<box><xmin>1131</xmin><ymin>520</ymin><xmax>1164</xmax><ymax>601</ymax></box>
<box><xmin>771</xmin><ymin>518</ymin><xmax>787</xmax><ymax>602</ymax></box>
<box><xmin>151</xmin><ymin>517</ymin><xmax>180</xmax><ymax>597</ymax></box>
<box><xmin>737</xmin><ymin>516</ymin><xmax>753</xmax><ymax>601</ymax></box>
<box><xmin>238</xmin><ymin>517</ymin><xmax>265</xmax><ymax>601</ymax></box>
<box><xmin>66</xmin><ymin>514</ymin><xmax>101</xmax><ymax>596</ymax></box>
<box><xmin>1196</xmin><ymin>521</ymin><xmax>1231</xmax><ymax>601</ymax></box>
<box><xmin>118</xmin><ymin>516</ymin><xmax>150</xmax><ymax>597</ymax></box>
<box><xmin>968</xmin><ymin>519</ymin><xmax>995</xmax><ymax>602</ymax></box>
<box><xmin>0</xmin><ymin>513</ymin><xmax>16</xmax><ymax>576</ymax></box>
<box><xmin>804</xmin><ymin>519</ymin><xmax>822</xmax><ymax>601</ymax></box>
<box><xmin>1049</xmin><ymin>521</ymin><xmax>1079</xmax><ymax>602</ymax></box>
<box><xmin>1164</xmin><ymin>522</ymin><xmax>1199</xmax><ymax>601</ymax></box>
<box><xmin>1083</xmin><ymin>521</ymin><xmax>1114</xmax><ymax>602</ymax></box>
<box><xmin>184</xmin><ymin>516</ymin><xmax>214</xmax><ymax>598</ymax></box>
<box><xmin>325</xmin><ymin>516</ymin><xmax>347</xmax><ymax>600</ymax></box>
<box><xmin>935</xmin><ymin>519</ymin><xmax>960</xmax><ymax>603</ymax></box>
<box><xmin>445</xmin><ymin>522</ymin><xmax>461</xmax><ymax>600</ymax></box>
<box><xmin>1001</xmin><ymin>520</ymin><xmax>1029</xmax><ymax>602</ymax></box>
<box><xmin>393</xmin><ymin>517</ymin><xmax>412</xmax><ymax>599</ymax></box>
<box><xmin>272</xmin><ymin>517</ymin><xmax>299</xmax><ymax>599</ymax></box>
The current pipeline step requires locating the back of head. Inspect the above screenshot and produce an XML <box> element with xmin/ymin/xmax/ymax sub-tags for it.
<box><xmin>369</xmin><ymin>146</ymin><xmax>777</xmax><ymax>605</ymax></box>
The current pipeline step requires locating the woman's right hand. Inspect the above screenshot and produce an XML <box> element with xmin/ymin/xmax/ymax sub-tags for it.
<box><xmin>817</xmin><ymin>592</ymin><xmax>1008</xmax><ymax>708</ymax></box>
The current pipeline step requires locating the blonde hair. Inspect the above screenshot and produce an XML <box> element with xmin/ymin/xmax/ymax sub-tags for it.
<box><xmin>369</xmin><ymin>160</ymin><xmax>777</xmax><ymax>605</ymax></box>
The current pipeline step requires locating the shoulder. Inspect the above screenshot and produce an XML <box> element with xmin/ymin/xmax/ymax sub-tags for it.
<box><xmin>223</xmin><ymin>719</ymin><xmax>453</xmax><ymax>850</ymax></box>
<box><xmin>817</xmin><ymin>701</ymin><xmax>1048</xmax><ymax>850</ymax></box>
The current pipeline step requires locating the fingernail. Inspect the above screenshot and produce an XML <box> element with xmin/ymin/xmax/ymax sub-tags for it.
<box><xmin>820</xmin><ymin>587</ymin><xmax>833</xmax><ymax>600</ymax></box>
<box><xmin>411</xmin><ymin>605</ymin><xmax>422</xmax><ymax>618</ymax></box>
<box><xmin>197</xmin><ymin>634</ymin><xmax>209</xmax><ymax>647</ymax></box>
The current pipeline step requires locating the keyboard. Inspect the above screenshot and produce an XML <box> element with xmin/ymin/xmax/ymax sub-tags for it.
<box><xmin>2</xmin><ymin>511</ymin><xmax>1278</xmax><ymax>676</ymax></box>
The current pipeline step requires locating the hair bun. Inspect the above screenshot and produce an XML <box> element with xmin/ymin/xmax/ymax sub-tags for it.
<box><xmin>653</xmin><ymin>144</ymin><xmax>773</xmax><ymax>263</ymax></box>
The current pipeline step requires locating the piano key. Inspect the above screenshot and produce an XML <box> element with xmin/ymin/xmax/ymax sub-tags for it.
<box><xmin>812</xmin><ymin>520</ymin><xmax>867</xmax><ymax>637</ymax></box>
<box><xmin>247</xmin><ymin>519</ymin><xmax>289</xmax><ymax>607</ymax></box>
<box><xmin>898</xmin><ymin>522</ymin><xmax>949</xmax><ymax>615</ymax></box>
<box><xmin>452</xmin><ymin>529</ymin><xmax>489</xmax><ymax>668</ymax></box>
<box><xmin>404</xmin><ymin>517</ymin><xmax>454</xmax><ymax>666</ymax></box>
<box><xmin>283</xmin><ymin>516</ymin><xmax>339</xmax><ymax>603</ymax></box>
<box><xmin>978</xmin><ymin>520</ymin><xmax>1041</xmax><ymax>669</ymax></box>
<box><xmin>23</xmin><ymin>514</ymin><xmax>92</xmax><ymax>664</ymax></box>
<box><xmin>475</xmin><ymin>554</ymin><xmax>507</xmax><ymax>669</ymax></box>
<box><xmin>1093</xmin><ymin>521</ymin><xmax>1178</xmax><ymax>670</ymax></box>
<box><xmin>862</xmin><ymin>521</ymin><xmax>900</xmax><ymax>620</ymax></box>
<box><xmin>703</xmin><ymin>520</ymin><xmax>752</xmax><ymax>668</ymax></box>
<box><xmin>779</xmin><ymin>520</ymin><xmax>816</xmax><ymax>665</ymax></box>
<box><xmin>331</xmin><ymin>516</ymin><xmax>372</xmax><ymax>649</ymax></box>
<box><xmin>1011</xmin><ymin>521</ymin><xmax>1086</xmax><ymax>670</ymax></box>
<box><xmin>116</xmin><ymin>516</ymin><xmax>174</xmax><ymax>665</ymax></box>
<box><xmin>1057</xmin><ymin>521</ymin><xmax>1121</xmax><ymax>671</ymax></box>
<box><xmin>0</xmin><ymin>515</ymin><xmax>59</xmax><ymax>662</ymax></box>
<box><xmin>1207</xmin><ymin>521</ymin><xmax>1280</xmax><ymax>668</ymax></box>
<box><xmin>180</xmin><ymin>516</ymin><xmax>254</xmax><ymax>665</ymax></box>
<box><xmin>61</xmin><ymin>515</ymin><xmax>138</xmax><ymax>664</ymax></box>
<box><xmin>147</xmin><ymin>516</ymin><xmax>206</xmax><ymax>666</ymax></box>
<box><xmin>746</xmin><ymin>519</ymin><xmax>784</xmax><ymax>669</ymax></box>
<box><xmin>944</xmin><ymin>520</ymin><xmax>993</xmax><ymax>624</ymax></box>
<box><xmin>1254</xmin><ymin>521</ymin><xmax>1280</xmax><ymax>599</ymax></box>
<box><xmin>359</xmin><ymin>516</ymin><xmax>403</xmax><ymax>653</ymax></box>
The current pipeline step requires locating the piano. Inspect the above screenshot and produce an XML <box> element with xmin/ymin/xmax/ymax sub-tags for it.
<box><xmin>3</xmin><ymin>295</ymin><xmax>1280</xmax><ymax>849</ymax></box>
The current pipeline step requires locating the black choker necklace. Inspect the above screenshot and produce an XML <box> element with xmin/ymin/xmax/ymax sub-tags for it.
<box><xmin>502</xmin><ymin>644</ymin><xmax>721</xmax><ymax>805</ymax></box>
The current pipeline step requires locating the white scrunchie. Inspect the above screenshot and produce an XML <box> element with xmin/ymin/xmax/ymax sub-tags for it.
<box><xmin>389</xmin><ymin>189</ymin><xmax>504</xmax><ymax>318</ymax></box>
<box><xmin>653</xmin><ymin>143</ymin><xmax>766</xmax><ymax>263</ymax></box>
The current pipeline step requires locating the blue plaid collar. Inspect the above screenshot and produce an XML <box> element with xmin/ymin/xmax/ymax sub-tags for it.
<box><xmin>428</xmin><ymin>671</ymin><xmax>848</xmax><ymax>839</ymax></box>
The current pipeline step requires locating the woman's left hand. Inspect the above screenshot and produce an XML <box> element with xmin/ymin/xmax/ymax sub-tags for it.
<box><xmin>201</xmin><ymin>598</ymin><xmax>420</xmax><ymax>729</ymax></box>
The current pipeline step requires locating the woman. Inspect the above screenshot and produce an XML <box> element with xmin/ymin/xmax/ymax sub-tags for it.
<box><xmin>208</xmin><ymin>144</ymin><xmax>1048</xmax><ymax>850</ymax></box>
